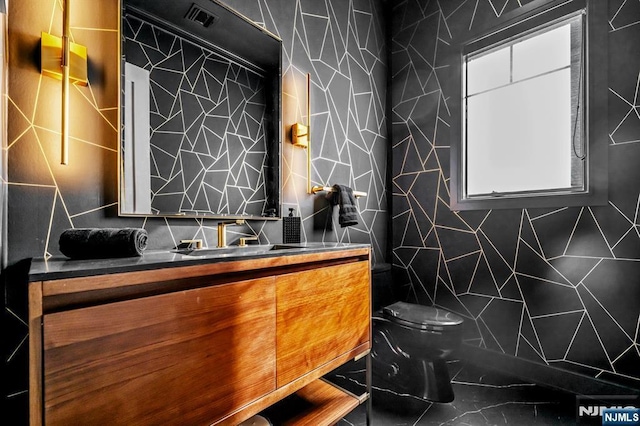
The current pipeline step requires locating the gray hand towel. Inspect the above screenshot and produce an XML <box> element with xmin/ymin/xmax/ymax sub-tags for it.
<box><xmin>59</xmin><ymin>228</ymin><xmax>148</xmax><ymax>259</ymax></box>
<box><xmin>326</xmin><ymin>184</ymin><xmax>359</xmax><ymax>227</ymax></box>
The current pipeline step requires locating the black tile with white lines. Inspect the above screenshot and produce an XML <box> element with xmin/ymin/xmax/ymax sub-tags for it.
<box><xmin>326</xmin><ymin>360</ymin><xmax>576</xmax><ymax>426</ymax></box>
<box><xmin>390</xmin><ymin>0</ymin><xmax>640</xmax><ymax>388</ymax></box>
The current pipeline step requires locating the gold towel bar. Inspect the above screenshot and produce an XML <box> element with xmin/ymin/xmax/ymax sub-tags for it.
<box><xmin>311</xmin><ymin>185</ymin><xmax>367</xmax><ymax>198</ymax></box>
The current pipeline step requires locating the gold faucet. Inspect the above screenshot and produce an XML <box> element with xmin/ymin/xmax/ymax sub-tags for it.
<box><xmin>180</xmin><ymin>239</ymin><xmax>203</xmax><ymax>249</ymax></box>
<box><xmin>238</xmin><ymin>236</ymin><xmax>259</xmax><ymax>247</ymax></box>
<box><xmin>217</xmin><ymin>219</ymin><xmax>245</xmax><ymax>248</ymax></box>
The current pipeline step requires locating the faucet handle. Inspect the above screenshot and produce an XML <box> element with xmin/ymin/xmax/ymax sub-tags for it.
<box><xmin>238</xmin><ymin>236</ymin><xmax>259</xmax><ymax>247</ymax></box>
<box><xmin>180</xmin><ymin>239</ymin><xmax>203</xmax><ymax>249</ymax></box>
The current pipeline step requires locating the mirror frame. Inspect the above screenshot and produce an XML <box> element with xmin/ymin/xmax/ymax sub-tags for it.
<box><xmin>118</xmin><ymin>0</ymin><xmax>283</xmax><ymax>220</ymax></box>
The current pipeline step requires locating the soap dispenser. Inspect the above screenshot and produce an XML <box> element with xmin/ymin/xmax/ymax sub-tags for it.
<box><xmin>282</xmin><ymin>208</ymin><xmax>301</xmax><ymax>244</ymax></box>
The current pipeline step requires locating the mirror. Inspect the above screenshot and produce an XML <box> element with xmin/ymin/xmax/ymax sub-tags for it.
<box><xmin>120</xmin><ymin>0</ymin><xmax>282</xmax><ymax>219</ymax></box>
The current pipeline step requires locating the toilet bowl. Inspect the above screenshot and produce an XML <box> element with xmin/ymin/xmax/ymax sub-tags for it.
<box><xmin>371</xmin><ymin>301</ymin><xmax>464</xmax><ymax>403</ymax></box>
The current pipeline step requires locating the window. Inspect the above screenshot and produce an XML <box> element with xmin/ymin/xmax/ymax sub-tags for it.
<box><xmin>450</xmin><ymin>0</ymin><xmax>607</xmax><ymax>211</ymax></box>
<box><xmin>465</xmin><ymin>14</ymin><xmax>583</xmax><ymax>197</ymax></box>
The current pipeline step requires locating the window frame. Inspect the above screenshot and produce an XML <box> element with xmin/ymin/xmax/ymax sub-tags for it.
<box><xmin>450</xmin><ymin>0</ymin><xmax>608</xmax><ymax>211</ymax></box>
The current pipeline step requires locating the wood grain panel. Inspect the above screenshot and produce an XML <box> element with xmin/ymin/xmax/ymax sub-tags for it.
<box><xmin>276</xmin><ymin>261</ymin><xmax>371</xmax><ymax>387</ymax></box>
<box><xmin>43</xmin><ymin>277</ymin><xmax>276</xmax><ymax>426</ymax></box>
<box><xmin>211</xmin><ymin>344</ymin><xmax>369</xmax><ymax>425</ymax></box>
<box><xmin>29</xmin><ymin>282</ymin><xmax>43</xmax><ymax>426</ymax></box>
<box><xmin>41</xmin><ymin>248</ymin><xmax>369</xmax><ymax>298</ymax></box>
<box><xmin>284</xmin><ymin>379</ymin><xmax>360</xmax><ymax>426</ymax></box>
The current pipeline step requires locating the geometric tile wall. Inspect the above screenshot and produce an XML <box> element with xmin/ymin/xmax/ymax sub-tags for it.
<box><xmin>4</xmin><ymin>0</ymin><xmax>388</xmax><ymax>265</ymax></box>
<box><xmin>194</xmin><ymin>0</ymin><xmax>389</xmax><ymax>264</ymax></box>
<box><xmin>391</xmin><ymin>0</ymin><xmax>640</xmax><ymax>389</ymax></box>
<box><xmin>124</xmin><ymin>14</ymin><xmax>270</xmax><ymax>217</ymax></box>
<box><xmin>5</xmin><ymin>0</ymin><xmax>121</xmax><ymax>419</ymax></box>
<box><xmin>3</xmin><ymin>0</ymin><xmax>389</xmax><ymax>422</ymax></box>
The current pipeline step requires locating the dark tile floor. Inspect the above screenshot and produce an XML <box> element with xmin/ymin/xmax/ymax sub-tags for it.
<box><xmin>326</xmin><ymin>360</ymin><xmax>578</xmax><ymax>426</ymax></box>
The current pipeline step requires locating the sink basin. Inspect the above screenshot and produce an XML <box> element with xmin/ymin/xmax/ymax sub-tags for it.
<box><xmin>173</xmin><ymin>244</ymin><xmax>300</xmax><ymax>257</ymax></box>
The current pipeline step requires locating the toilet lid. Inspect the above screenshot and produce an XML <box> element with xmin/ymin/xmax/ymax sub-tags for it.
<box><xmin>383</xmin><ymin>302</ymin><xmax>464</xmax><ymax>328</ymax></box>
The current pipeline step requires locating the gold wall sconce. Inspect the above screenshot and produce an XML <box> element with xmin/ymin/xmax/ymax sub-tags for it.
<box><xmin>291</xmin><ymin>122</ymin><xmax>308</xmax><ymax>148</ymax></box>
<box><xmin>291</xmin><ymin>73</ymin><xmax>312</xmax><ymax>193</ymax></box>
<box><xmin>40</xmin><ymin>0</ymin><xmax>88</xmax><ymax>165</ymax></box>
<box><xmin>291</xmin><ymin>73</ymin><xmax>310</xmax><ymax>149</ymax></box>
<box><xmin>290</xmin><ymin>74</ymin><xmax>368</xmax><ymax>199</ymax></box>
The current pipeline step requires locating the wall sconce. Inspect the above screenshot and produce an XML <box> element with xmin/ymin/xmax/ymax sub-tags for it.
<box><xmin>40</xmin><ymin>0</ymin><xmax>88</xmax><ymax>165</ymax></box>
<box><xmin>289</xmin><ymin>74</ymin><xmax>368</xmax><ymax>199</ymax></box>
<box><xmin>291</xmin><ymin>73</ymin><xmax>310</xmax><ymax>149</ymax></box>
<box><xmin>291</xmin><ymin>123</ymin><xmax>308</xmax><ymax>148</ymax></box>
<box><xmin>291</xmin><ymin>73</ymin><xmax>312</xmax><ymax>193</ymax></box>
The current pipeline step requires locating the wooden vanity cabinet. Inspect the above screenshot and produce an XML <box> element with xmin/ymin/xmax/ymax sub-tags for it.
<box><xmin>29</xmin><ymin>247</ymin><xmax>371</xmax><ymax>426</ymax></box>
<box><xmin>42</xmin><ymin>277</ymin><xmax>276</xmax><ymax>425</ymax></box>
<box><xmin>276</xmin><ymin>262</ymin><xmax>370</xmax><ymax>387</ymax></box>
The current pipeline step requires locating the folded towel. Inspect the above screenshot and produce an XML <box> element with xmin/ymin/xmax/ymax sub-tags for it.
<box><xmin>326</xmin><ymin>184</ymin><xmax>359</xmax><ymax>228</ymax></box>
<box><xmin>59</xmin><ymin>228</ymin><xmax>148</xmax><ymax>259</ymax></box>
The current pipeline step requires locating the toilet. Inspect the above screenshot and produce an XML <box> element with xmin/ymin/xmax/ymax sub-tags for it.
<box><xmin>371</xmin><ymin>301</ymin><xmax>464</xmax><ymax>403</ymax></box>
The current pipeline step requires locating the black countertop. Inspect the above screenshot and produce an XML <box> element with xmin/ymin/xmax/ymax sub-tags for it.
<box><xmin>28</xmin><ymin>242</ymin><xmax>370</xmax><ymax>282</ymax></box>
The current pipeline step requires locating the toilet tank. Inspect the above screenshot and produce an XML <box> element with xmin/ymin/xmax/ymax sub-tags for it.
<box><xmin>372</xmin><ymin>263</ymin><xmax>394</xmax><ymax>311</ymax></box>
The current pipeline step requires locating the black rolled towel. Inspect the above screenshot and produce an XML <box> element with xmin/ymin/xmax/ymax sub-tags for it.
<box><xmin>326</xmin><ymin>184</ymin><xmax>359</xmax><ymax>228</ymax></box>
<box><xmin>59</xmin><ymin>228</ymin><xmax>148</xmax><ymax>259</ymax></box>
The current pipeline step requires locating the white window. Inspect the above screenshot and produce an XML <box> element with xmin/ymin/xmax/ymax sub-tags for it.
<box><xmin>462</xmin><ymin>13</ymin><xmax>584</xmax><ymax>200</ymax></box>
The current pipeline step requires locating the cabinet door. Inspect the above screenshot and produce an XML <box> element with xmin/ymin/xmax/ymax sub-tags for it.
<box><xmin>43</xmin><ymin>277</ymin><xmax>276</xmax><ymax>426</ymax></box>
<box><xmin>276</xmin><ymin>261</ymin><xmax>370</xmax><ymax>387</ymax></box>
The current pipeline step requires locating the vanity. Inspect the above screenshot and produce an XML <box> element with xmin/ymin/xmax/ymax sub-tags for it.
<box><xmin>28</xmin><ymin>244</ymin><xmax>371</xmax><ymax>425</ymax></box>
<box><xmin>28</xmin><ymin>1</ymin><xmax>372</xmax><ymax>423</ymax></box>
